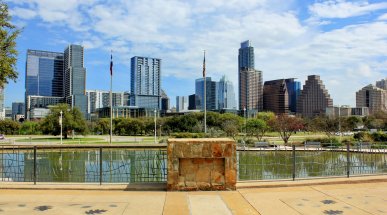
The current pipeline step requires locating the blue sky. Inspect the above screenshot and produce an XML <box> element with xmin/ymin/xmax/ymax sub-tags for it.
<box><xmin>4</xmin><ymin>0</ymin><xmax>387</xmax><ymax>108</ymax></box>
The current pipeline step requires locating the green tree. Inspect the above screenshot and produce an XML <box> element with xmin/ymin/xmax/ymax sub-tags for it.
<box><xmin>40</xmin><ymin>104</ymin><xmax>87</xmax><ymax>138</ymax></box>
<box><xmin>344</xmin><ymin>116</ymin><xmax>362</xmax><ymax>131</ymax></box>
<box><xmin>246</xmin><ymin>118</ymin><xmax>268</xmax><ymax>141</ymax></box>
<box><xmin>94</xmin><ymin>118</ymin><xmax>110</xmax><ymax>135</ymax></box>
<box><xmin>19</xmin><ymin>121</ymin><xmax>40</xmax><ymax>135</ymax></box>
<box><xmin>0</xmin><ymin>2</ymin><xmax>21</xmax><ymax>87</ymax></box>
<box><xmin>311</xmin><ymin>116</ymin><xmax>339</xmax><ymax>140</ymax></box>
<box><xmin>0</xmin><ymin>119</ymin><xmax>20</xmax><ymax>134</ymax></box>
<box><xmin>269</xmin><ymin>114</ymin><xmax>304</xmax><ymax>145</ymax></box>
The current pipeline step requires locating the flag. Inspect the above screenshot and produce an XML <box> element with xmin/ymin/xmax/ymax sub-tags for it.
<box><xmin>202</xmin><ymin>51</ymin><xmax>206</xmax><ymax>78</ymax></box>
<box><xmin>110</xmin><ymin>54</ymin><xmax>113</xmax><ymax>76</ymax></box>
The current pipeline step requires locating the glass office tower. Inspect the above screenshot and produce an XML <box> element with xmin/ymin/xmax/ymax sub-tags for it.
<box><xmin>64</xmin><ymin>45</ymin><xmax>87</xmax><ymax>116</ymax></box>
<box><xmin>130</xmin><ymin>56</ymin><xmax>161</xmax><ymax>109</ymax></box>
<box><xmin>195</xmin><ymin>77</ymin><xmax>218</xmax><ymax>111</ymax></box>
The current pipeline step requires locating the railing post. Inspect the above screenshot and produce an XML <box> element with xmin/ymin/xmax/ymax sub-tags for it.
<box><xmin>99</xmin><ymin>147</ymin><xmax>103</xmax><ymax>185</ymax></box>
<box><xmin>292</xmin><ymin>145</ymin><xmax>296</xmax><ymax>181</ymax></box>
<box><xmin>33</xmin><ymin>146</ymin><xmax>37</xmax><ymax>185</ymax></box>
<box><xmin>346</xmin><ymin>142</ymin><xmax>350</xmax><ymax>178</ymax></box>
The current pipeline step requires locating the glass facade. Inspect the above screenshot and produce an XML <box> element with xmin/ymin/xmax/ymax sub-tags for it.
<box><xmin>25</xmin><ymin>50</ymin><xmax>64</xmax><ymax>98</ymax></box>
<box><xmin>0</xmin><ymin>87</ymin><xmax>4</xmax><ymax>119</ymax></box>
<box><xmin>64</xmin><ymin>45</ymin><xmax>87</xmax><ymax>116</ymax></box>
<box><xmin>285</xmin><ymin>79</ymin><xmax>301</xmax><ymax>113</ymax></box>
<box><xmin>218</xmin><ymin>76</ymin><xmax>237</xmax><ymax>110</ymax></box>
<box><xmin>195</xmin><ymin>77</ymin><xmax>218</xmax><ymax>110</ymax></box>
<box><xmin>130</xmin><ymin>56</ymin><xmax>161</xmax><ymax>109</ymax></box>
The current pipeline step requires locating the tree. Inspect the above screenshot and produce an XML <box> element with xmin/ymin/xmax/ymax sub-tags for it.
<box><xmin>344</xmin><ymin>116</ymin><xmax>362</xmax><ymax>131</ymax></box>
<box><xmin>40</xmin><ymin>104</ymin><xmax>87</xmax><ymax>138</ymax></box>
<box><xmin>0</xmin><ymin>2</ymin><xmax>21</xmax><ymax>87</ymax></box>
<box><xmin>94</xmin><ymin>118</ymin><xmax>110</xmax><ymax>135</ymax></box>
<box><xmin>246</xmin><ymin>118</ymin><xmax>268</xmax><ymax>141</ymax></box>
<box><xmin>269</xmin><ymin>114</ymin><xmax>304</xmax><ymax>145</ymax></box>
<box><xmin>19</xmin><ymin>121</ymin><xmax>40</xmax><ymax>135</ymax></box>
<box><xmin>311</xmin><ymin>116</ymin><xmax>339</xmax><ymax>140</ymax></box>
<box><xmin>0</xmin><ymin>119</ymin><xmax>20</xmax><ymax>134</ymax></box>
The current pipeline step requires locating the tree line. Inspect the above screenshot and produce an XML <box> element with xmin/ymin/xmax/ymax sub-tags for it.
<box><xmin>1</xmin><ymin>103</ymin><xmax>386</xmax><ymax>144</ymax></box>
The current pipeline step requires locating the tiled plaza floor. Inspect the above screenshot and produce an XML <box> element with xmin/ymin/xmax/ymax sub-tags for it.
<box><xmin>0</xmin><ymin>178</ymin><xmax>386</xmax><ymax>214</ymax></box>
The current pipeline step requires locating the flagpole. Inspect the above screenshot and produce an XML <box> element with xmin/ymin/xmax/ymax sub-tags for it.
<box><xmin>203</xmin><ymin>50</ymin><xmax>207</xmax><ymax>134</ymax></box>
<box><xmin>110</xmin><ymin>51</ymin><xmax>113</xmax><ymax>144</ymax></box>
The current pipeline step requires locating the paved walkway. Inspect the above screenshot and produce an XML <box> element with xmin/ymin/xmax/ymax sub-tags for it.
<box><xmin>0</xmin><ymin>179</ymin><xmax>386</xmax><ymax>214</ymax></box>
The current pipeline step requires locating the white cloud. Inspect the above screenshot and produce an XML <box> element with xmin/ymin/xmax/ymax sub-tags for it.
<box><xmin>378</xmin><ymin>13</ymin><xmax>387</xmax><ymax>20</ymax></box>
<box><xmin>9</xmin><ymin>7</ymin><xmax>37</xmax><ymax>19</ymax></box>
<box><xmin>6</xmin><ymin>0</ymin><xmax>387</xmax><ymax>106</ymax></box>
<box><xmin>309</xmin><ymin>0</ymin><xmax>387</xmax><ymax>19</ymax></box>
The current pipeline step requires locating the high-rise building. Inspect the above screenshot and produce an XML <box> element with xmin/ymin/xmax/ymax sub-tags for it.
<box><xmin>195</xmin><ymin>77</ymin><xmax>218</xmax><ymax>110</ymax></box>
<box><xmin>25</xmin><ymin>50</ymin><xmax>64</xmax><ymax>98</ymax></box>
<box><xmin>285</xmin><ymin>79</ymin><xmax>301</xmax><ymax>113</ymax></box>
<box><xmin>160</xmin><ymin>89</ymin><xmax>169</xmax><ymax>114</ymax></box>
<box><xmin>239</xmin><ymin>68</ymin><xmax>263</xmax><ymax>111</ymax></box>
<box><xmin>86</xmin><ymin>90</ymin><xmax>124</xmax><ymax>114</ymax></box>
<box><xmin>263</xmin><ymin>79</ymin><xmax>289</xmax><ymax>114</ymax></box>
<box><xmin>25</xmin><ymin>49</ymin><xmax>64</xmax><ymax>119</ymax></box>
<box><xmin>12</xmin><ymin>102</ymin><xmax>25</xmax><ymax>119</ymax></box>
<box><xmin>238</xmin><ymin>40</ymin><xmax>263</xmax><ymax>111</ymax></box>
<box><xmin>0</xmin><ymin>87</ymin><xmax>4</xmax><ymax>120</ymax></box>
<box><xmin>130</xmin><ymin>56</ymin><xmax>161</xmax><ymax>109</ymax></box>
<box><xmin>376</xmin><ymin>78</ymin><xmax>387</xmax><ymax>90</ymax></box>
<box><xmin>64</xmin><ymin>44</ymin><xmax>87</xmax><ymax>116</ymax></box>
<box><xmin>176</xmin><ymin>96</ymin><xmax>188</xmax><ymax>112</ymax></box>
<box><xmin>356</xmin><ymin>84</ymin><xmax>387</xmax><ymax>114</ymax></box>
<box><xmin>238</xmin><ymin>40</ymin><xmax>254</xmax><ymax>70</ymax></box>
<box><xmin>188</xmin><ymin>94</ymin><xmax>196</xmax><ymax>110</ymax></box>
<box><xmin>297</xmin><ymin>75</ymin><xmax>333</xmax><ymax>117</ymax></box>
<box><xmin>218</xmin><ymin>76</ymin><xmax>237</xmax><ymax>110</ymax></box>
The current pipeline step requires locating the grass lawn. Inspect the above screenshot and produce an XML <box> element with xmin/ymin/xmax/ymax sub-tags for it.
<box><xmin>15</xmin><ymin>137</ymin><xmax>104</xmax><ymax>143</ymax></box>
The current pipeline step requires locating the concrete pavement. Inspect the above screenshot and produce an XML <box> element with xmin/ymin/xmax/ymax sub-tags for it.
<box><xmin>0</xmin><ymin>177</ymin><xmax>386</xmax><ymax>214</ymax></box>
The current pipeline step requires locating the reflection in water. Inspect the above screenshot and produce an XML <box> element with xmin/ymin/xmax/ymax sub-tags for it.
<box><xmin>0</xmin><ymin>149</ymin><xmax>386</xmax><ymax>182</ymax></box>
<box><xmin>238</xmin><ymin>151</ymin><xmax>387</xmax><ymax>180</ymax></box>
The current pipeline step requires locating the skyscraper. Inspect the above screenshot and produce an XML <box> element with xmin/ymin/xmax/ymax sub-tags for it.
<box><xmin>356</xmin><ymin>84</ymin><xmax>387</xmax><ymax>114</ymax></box>
<box><xmin>218</xmin><ymin>76</ymin><xmax>237</xmax><ymax>110</ymax></box>
<box><xmin>297</xmin><ymin>75</ymin><xmax>333</xmax><ymax>117</ymax></box>
<box><xmin>64</xmin><ymin>44</ymin><xmax>87</xmax><ymax>116</ymax></box>
<box><xmin>195</xmin><ymin>77</ymin><xmax>218</xmax><ymax>110</ymax></box>
<box><xmin>176</xmin><ymin>96</ymin><xmax>188</xmax><ymax>112</ymax></box>
<box><xmin>188</xmin><ymin>94</ymin><xmax>197</xmax><ymax>110</ymax></box>
<box><xmin>239</xmin><ymin>68</ymin><xmax>263</xmax><ymax>111</ymax></box>
<box><xmin>376</xmin><ymin>78</ymin><xmax>387</xmax><ymax>90</ymax></box>
<box><xmin>238</xmin><ymin>40</ymin><xmax>254</xmax><ymax>70</ymax></box>
<box><xmin>25</xmin><ymin>49</ymin><xmax>64</xmax><ymax>118</ymax></box>
<box><xmin>86</xmin><ymin>90</ymin><xmax>124</xmax><ymax>114</ymax></box>
<box><xmin>161</xmin><ymin>89</ymin><xmax>169</xmax><ymax>114</ymax></box>
<box><xmin>285</xmin><ymin>79</ymin><xmax>301</xmax><ymax>113</ymax></box>
<box><xmin>263</xmin><ymin>79</ymin><xmax>289</xmax><ymax>114</ymax></box>
<box><xmin>238</xmin><ymin>40</ymin><xmax>263</xmax><ymax>111</ymax></box>
<box><xmin>12</xmin><ymin>102</ymin><xmax>25</xmax><ymax>119</ymax></box>
<box><xmin>130</xmin><ymin>56</ymin><xmax>161</xmax><ymax>109</ymax></box>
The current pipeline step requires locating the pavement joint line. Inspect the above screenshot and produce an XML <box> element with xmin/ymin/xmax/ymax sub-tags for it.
<box><xmin>236</xmin><ymin>190</ymin><xmax>261</xmax><ymax>215</ymax></box>
<box><xmin>217</xmin><ymin>191</ymin><xmax>234</xmax><ymax>215</ymax></box>
<box><xmin>309</xmin><ymin>186</ymin><xmax>374</xmax><ymax>215</ymax></box>
<box><xmin>160</xmin><ymin>192</ymin><xmax>167</xmax><ymax>215</ymax></box>
<box><xmin>279</xmin><ymin>198</ymin><xmax>303</xmax><ymax>215</ymax></box>
<box><xmin>187</xmin><ymin>192</ymin><xmax>192</xmax><ymax>215</ymax></box>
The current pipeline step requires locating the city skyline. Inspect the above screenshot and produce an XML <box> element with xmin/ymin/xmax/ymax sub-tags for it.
<box><xmin>3</xmin><ymin>0</ymin><xmax>387</xmax><ymax>108</ymax></box>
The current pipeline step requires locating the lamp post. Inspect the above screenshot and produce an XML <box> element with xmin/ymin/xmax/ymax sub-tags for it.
<box><xmin>154</xmin><ymin>109</ymin><xmax>157</xmax><ymax>144</ymax></box>
<box><xmin>244</xmin><ymin>107</ymin><xmax>247</xmax><ymax>149</ymax></box>
<box><xmin>59</xmin><ymin>110</ymin><xmax>63</xmax><ymax>145</ymax></box>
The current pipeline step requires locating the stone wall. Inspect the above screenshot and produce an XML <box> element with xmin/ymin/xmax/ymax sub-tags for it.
<box><xmin>167</xmin><ymin>138</ymin><xmax>236</xmax><ymax>191</ymax></box>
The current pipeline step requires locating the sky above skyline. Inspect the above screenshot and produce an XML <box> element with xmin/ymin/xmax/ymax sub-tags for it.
<box><xmin>4</xmin><ymin>0</ymin><xmax>387</xmax><ymax>108</ymax></box>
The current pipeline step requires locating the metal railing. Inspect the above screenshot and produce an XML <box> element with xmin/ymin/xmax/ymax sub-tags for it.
<box><xmin>238</xmin><ymin>143</ymin><xmax>387</xmax><ymax>181</ymax></box>
<box><xmin>1</xmin><ymin>143</ymin><xmax>386</xmax><ymax>184</ymax></box>
<box><xmin>0</xmin><ymin>145</ymin><xmax>167</xmax><ymax>184</ymax></box>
